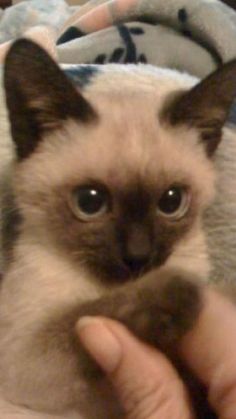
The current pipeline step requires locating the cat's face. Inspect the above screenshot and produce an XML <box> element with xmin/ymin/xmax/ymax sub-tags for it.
<box><xmin>11</xmin><ymin>97</ymin><xmax>215</xmax><ymax>283</ymax></box>
<box><xmin>4</xmin><ymin>40</ymin><xmax>236</xmax><ymax>283</ymax></box>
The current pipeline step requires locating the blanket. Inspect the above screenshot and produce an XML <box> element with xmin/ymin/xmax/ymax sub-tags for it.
<box><xmin>0</xmin><ymin>0</ymin><xmax>236</xmax><ymax>80</ymax></box>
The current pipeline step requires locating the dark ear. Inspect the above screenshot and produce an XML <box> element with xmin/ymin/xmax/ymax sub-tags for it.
<box><xmin>163</xmin><ymin>60</ymin><xmax>236</xmax><ymax>155</ymax></box>
<box><xmin>4</xmin><ymin>39</ymin><xmax>97</xmax><ymax>160</ymax></box>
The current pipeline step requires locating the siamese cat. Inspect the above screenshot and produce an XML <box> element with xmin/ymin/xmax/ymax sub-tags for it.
<box><xmin>0</xmin><ymin>39</ymin><xmax>236</xmax><ymax>418</ymax></box>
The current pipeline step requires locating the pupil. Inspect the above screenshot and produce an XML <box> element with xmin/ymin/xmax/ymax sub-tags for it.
<box><xmin>159</xmin><ymin>187</ymin><xmax>182</xmax><ymax>214</ymax></box>
<box><xmin>78</xmin><ymin>188</ymin><xmax>105</xmax><ymax>214</ymax></box>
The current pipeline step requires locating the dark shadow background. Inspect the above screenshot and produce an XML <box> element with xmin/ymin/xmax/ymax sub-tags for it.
<box><xmin>221</xmin><ymin>0</ymin><xmax>236</xmax><ymax>10</ymax></box>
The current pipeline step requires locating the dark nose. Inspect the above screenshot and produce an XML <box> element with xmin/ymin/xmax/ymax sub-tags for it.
<box><xmin>123</xmin><ymin>255</ymin><xmax>150</xmax><ymax>274</ymax></box>
<box><xmin>123</xmin><ymin>224</ymin><xmax>152</xmax><ymax>274</ymax></box>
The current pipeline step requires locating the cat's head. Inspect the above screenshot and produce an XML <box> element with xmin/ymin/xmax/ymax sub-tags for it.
<box><xmin>4</xmin><ymin>40</ymin><xmax>236</xmax><ymax>283</ymax></box>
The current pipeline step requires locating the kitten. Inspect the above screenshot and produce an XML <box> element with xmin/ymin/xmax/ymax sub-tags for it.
<box><xmin>0</xmin><ymin>39</ymin><xmax>236</xmax><ymax>418</ymax></box>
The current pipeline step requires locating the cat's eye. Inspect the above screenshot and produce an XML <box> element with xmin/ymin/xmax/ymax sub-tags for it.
<box><xmin>70</xmin><ymin>186</ymin><xmax>110</xmax><ymax>220</ymax></box>
<box><xmin>157</xmin><ymin>186</ymin><xmax>190</xmax><ymax>220</ymax></box>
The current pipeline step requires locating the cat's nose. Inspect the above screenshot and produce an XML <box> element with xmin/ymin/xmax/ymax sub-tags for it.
<box><xmin>123</xmin><ymin>255</ymin><xmax>150</xmax><ymax>274</ymax></box>
<box><xmin>122</xmin><ymin>224</ymin><xmax>152</xmax><ymax>274</ymax></box>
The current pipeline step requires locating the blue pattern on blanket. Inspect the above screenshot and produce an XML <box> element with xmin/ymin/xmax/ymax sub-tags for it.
<box><xmin>57</xmin><ymin>27</ymin><xmax>85</xmax><ymax>45</ymax></box>
<box><xmin>92</xmin><ymin>24</ymin><xmax>147</xmax><ymax>65</ymax></box>
<box><xmin>178</xmin><ymin>8</ymin><xmax>188</xmax><ymax>23</ymax></box>
<box><xmin>64</xmin><ymin>66</ymin><xmax>99</xmax><ymax>87</ymax></box>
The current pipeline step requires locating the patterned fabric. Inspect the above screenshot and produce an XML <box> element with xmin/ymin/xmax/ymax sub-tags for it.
<box><xmin>0</xmin><ymin>0</ymin><xmax>72</xmax><ymax>43</ymax></box>
<box><xmin>0</xmin><ymin>0</ymin><xmax>236</xmax><ymax>79</ymax></box>
<box><xmin>56</xmin><ymin>0</ymin><xmax>236</xmax><ymax>78</ymax></box>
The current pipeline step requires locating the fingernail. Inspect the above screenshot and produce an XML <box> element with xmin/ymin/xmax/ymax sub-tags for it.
<box><xmin>76</xmin><ymin>317</ymin><xmax>122</xmax><ymax>373</ymax></box>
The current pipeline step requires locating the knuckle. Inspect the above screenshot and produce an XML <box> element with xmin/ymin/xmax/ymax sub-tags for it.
<box><xmin>119</xmin><ymin>377</ymin><xmax>175</xmax><ymax>419</ymax></box>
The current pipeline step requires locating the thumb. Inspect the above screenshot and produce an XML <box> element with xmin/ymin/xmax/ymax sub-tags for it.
<box><xmin>76</xmin><ymin>317</ymin><xmax>194</xmax><ymax>419</ymax></box>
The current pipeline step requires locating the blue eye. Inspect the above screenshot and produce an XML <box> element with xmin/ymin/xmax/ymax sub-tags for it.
<box><xmin>71</xmin><ymin>186</ymin><xmax>109</xmax><ymax>220</ymax></box>
<box><xmin>157</xmin><ymin>186</ymin><xmax>190</xmax><ymax>219</ymax></box>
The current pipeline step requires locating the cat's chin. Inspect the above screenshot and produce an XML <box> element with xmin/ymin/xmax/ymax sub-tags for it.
<box><xmin>88</xmin><ymin>254</ymin><xmax>170</xmax><ymax>285</ymax></box>
<box><xmin>92</xmin><ymin>263</ymin><xmax>153</xmax><ymax>285</ymax></box>
<box><xmin>95</xmin><ymin>267</ymin><xmax>140</xmax><ymax>284</ymax></box>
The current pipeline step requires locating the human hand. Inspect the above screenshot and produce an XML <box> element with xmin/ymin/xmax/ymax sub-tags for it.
<box><xmin>77</xmin><ymin>289</ymin><xmax>236</xmax><ymax>419</ymax></box>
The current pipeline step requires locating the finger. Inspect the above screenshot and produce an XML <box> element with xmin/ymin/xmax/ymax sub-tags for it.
<box><xmin>180</xmin><ymin>289</ymin><xmax>236</xmax><ymax>419</ymax></box>
<box><xmin>77</xmin><ymin>317</ymin><xmax>194</xmax><ymax>419</ymax></box>
<box><xmin>73</xmin><ymin>0</ymin><xmax>137</xmax><ymax>34</ymax></box>
<box><xmin>59</xmin><ymin>0</ymin><xmax>109</xmax><ymax>36</ymax></box>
